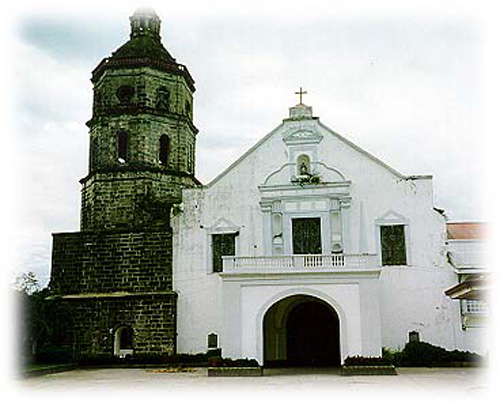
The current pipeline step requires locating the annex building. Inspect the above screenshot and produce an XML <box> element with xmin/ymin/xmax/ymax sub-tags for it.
<box><xmin>49</xmin><ymin>8</ymin><xmax>488</xmax><ymax>365</ymax></box>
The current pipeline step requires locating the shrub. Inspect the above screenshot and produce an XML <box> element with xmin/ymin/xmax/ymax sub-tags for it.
<box><xmin>382</xmin><ymin>347</ymin><xmax>404</xmax><ymax>367</ymax></box>
<box><xmin>382</xmin><ymin>342</ymin><xmax>483</xmax><ymax>367</ymax></box>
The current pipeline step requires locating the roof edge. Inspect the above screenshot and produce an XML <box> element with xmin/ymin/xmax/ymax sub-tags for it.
<box><xmin>205</xmin><ymin>123</ymin><xmax>285</xmax><ymax>188</ymax></box>
<box><xmin>317</xmin><ymin>121</ymin><xmax>406</xmax><ymax>179</ymax></box>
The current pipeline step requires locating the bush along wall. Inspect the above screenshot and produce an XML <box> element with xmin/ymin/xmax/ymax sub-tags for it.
<box><xmin>382</xmin><ymin>341</ymin><xmax>484</xmax><ymax>367</ymax></box>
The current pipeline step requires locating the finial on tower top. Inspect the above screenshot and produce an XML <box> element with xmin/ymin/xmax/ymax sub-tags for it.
<box><xmin>130</xmin><ymin>7</ymin><xmax>161</xmax><ymax>40</ymax></box>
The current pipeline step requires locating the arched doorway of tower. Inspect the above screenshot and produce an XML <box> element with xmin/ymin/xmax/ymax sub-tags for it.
<box><xmin>263</xmin><ymin>295</ymin><xmax>340</xmax><ymax>367</ymax></box>
<box><xmin>113</xmin><ymin>325</ymin><xmax>134</xmax><ymax>358</ymax></box>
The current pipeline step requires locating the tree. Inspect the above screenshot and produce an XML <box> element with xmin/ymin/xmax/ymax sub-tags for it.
<box><xmin>12</xmin><ymin>271</ymin><xmax>39</xmax><ymax>295</ymax></box>
<box><xmin>13</xmin><ymin>272</ymin><xmax>75</xmax><ymax>366</ymax></box>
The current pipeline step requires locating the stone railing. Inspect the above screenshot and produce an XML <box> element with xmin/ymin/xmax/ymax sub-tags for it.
<box><xmin>222</xmin><ymin>254</ymin><xmax>378</xmax><ymax>273</ymax></box>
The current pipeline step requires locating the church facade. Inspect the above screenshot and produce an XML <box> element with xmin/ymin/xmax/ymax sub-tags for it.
<box><xmin>49</xmin><ymin>9</ymin><xmax>486</xmax><ymax>365</ymax></box>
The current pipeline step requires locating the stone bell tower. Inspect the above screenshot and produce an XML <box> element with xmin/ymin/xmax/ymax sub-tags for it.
<box><xmin>82</xmin><ymin>7</ymin><xmax>198</xmax><ymax>230</ymax></box>
<box><xmin>49</xmin><ymin>8</ymin><xmax>199</xmax><ymax>360</ymax></box>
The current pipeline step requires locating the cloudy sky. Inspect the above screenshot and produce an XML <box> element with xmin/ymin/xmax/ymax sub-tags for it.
<box><xmin>3</xmin><ymin>0</ymin><xmax>496</xmax><ymax>287</ymax></box>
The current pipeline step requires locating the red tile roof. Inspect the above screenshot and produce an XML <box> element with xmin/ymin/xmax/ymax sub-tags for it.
<box><xmin>446</xmin><ymin>222</ymin><xmax>487</xmax><ymax>240</ymax></box>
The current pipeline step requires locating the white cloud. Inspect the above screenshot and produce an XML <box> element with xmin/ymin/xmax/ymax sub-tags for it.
<box><xmin>11</xmin><ymin>40</ymin><xmax>88</xmax><ymax>284</ymax></box>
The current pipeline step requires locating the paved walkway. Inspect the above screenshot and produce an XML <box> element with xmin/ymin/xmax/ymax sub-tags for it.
<box><xmin>16</xmin><ymin>366</ymin><xmax>489</xmax><ymax>397</ymax></box>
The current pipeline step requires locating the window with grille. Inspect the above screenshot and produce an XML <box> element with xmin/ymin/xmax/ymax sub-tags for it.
<box><xmin>380</xmin><ymin>225</ymin><xmax>407</xmax><ymax>266</ymax></box>
<box><xmin>212</xmin><ymin>233</ymin><xmax>237</xmax><ymax>272</ymax></box>
<box><xmin>292</xmin><ymin>217</ymin><xmax>322</xmax><ymax>255</ymax></box>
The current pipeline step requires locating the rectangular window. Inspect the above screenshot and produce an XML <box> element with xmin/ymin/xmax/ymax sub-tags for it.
<box><xmin>292</xmin><ymin>217</ymin><xmax>322</xmax><ymax>255</ymax></box>
<box><xmin>212</xmin><ymin>233</ymin><xmax>237</xmax><ymax>272</ymax></box>
<box><xmin>380</xmin><ymin>225</ymin><xmax>407</xmax><ymax>266</ymax></box>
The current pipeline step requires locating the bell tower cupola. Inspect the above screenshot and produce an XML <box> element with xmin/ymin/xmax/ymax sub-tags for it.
<box><xmin>130</xmin><ymin>7</ymin><xmax>161</xmax><ymax>40</ymax></box>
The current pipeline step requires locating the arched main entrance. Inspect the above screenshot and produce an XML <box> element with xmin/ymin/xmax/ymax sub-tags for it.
<box><xmin>263</xmin><ymin>295</ymin><xmax>340</xmax><ymax>366</ymax></box>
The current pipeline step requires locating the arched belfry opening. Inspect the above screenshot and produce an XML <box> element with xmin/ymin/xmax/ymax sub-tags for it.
<box><xmin>117</xmin><ymin>131</ymin><xmax>129</xmax><ymax>163</ymax></box>
<box><xmin>263</xmin><ymin>295</ymin><xmax>340</xmax><ymax>367</ymax></box>
<box><xmin>159</xmin><ymin>134</ymin><xmax>170</xmax><ymax>165</ymax></box>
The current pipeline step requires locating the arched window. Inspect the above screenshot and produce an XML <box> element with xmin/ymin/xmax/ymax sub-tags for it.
<box><xmin>114</xmin><ymin>325</ymin><xmax>134</xmax><ymax>358</ymax></box>
<box><xmin>118</xmin><ymin>131</ymin><xmax>129</xmax><ymax>163</ymax></box>
<box><xmin>297</xmin><ymin>154</ymin><xmax>311</xmax><ymax>175</ymax></box>
<box><xmin>159</xmin><ymin>134</ymin><xmax>170</xmax><ymax>165</ymax></box>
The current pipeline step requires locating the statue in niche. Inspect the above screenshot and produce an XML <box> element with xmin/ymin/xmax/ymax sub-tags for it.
<box><xmin>300</xmin><ymin>161</ymin><xmax>309</xmax><ymax>175</ymax></box>
<box><xmin>297</xmin><ymin>154</ymin><xmax>311</xmax><ymax>176</ymax></box>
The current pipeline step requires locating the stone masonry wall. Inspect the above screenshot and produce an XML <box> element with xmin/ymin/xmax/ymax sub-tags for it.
<box><xmin>93</xmin><ymin>67</ymin><xmax>193</xmax><ymax>120</ymax></box>
<box><xmin>51</xmin><ymin>229</ymin><xmax>173</xmax><ymax>295</ymax></box>
<box><xmin>80</xmin><ymin>172</ymin><xmax>196</xmax><ymax>231</ymax></box>
<box><xmin>88</xmin><ymin>115</ymin><xmax>196</xmax><ymax>175</ymax></box>
<box><xmin>61</xmin><ymin>294</ymin><xmax>177</xmax><ymax>358</ymax></box>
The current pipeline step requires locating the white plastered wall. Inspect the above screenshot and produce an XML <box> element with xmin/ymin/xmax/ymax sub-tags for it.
<box><xmin>173</xmin><ymin>109</ymin><xmax>481</xmax><ymax>357</ymax></box>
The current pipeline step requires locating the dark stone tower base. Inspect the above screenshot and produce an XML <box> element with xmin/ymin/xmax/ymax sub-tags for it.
<box><xmin>50</xmin><ymin>229</ymin><xmax>176</xmax><ymax>359</ymax></box>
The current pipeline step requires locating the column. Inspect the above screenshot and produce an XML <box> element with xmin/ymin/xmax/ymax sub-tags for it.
<box><xmin>339</xmin><ymin>196</ymin><xmax>352</xmax><ymax>254</ymax></box>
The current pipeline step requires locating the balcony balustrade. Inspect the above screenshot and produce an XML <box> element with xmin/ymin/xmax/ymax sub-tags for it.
<box><xmin>222</xmin><ymin>253</ymin><xmax>378</xmax><ymax>274</ymax></box>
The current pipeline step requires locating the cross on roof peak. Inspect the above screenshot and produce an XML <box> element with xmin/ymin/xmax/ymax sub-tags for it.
<box><xmin>295</xmin><ymin>87</ymin><xmax>308</xmax><ymax>105</ymax></box>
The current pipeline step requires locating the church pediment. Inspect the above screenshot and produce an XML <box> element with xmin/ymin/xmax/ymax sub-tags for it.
<box><xmin>206</xmin><ymin>217</ymin><xmax>241</xmax><ymax>233</ymax></box>
<box><xmin>375</xmin><ymin>210</ymin><xmax>409</xmax><ymax>225</ymax></box>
